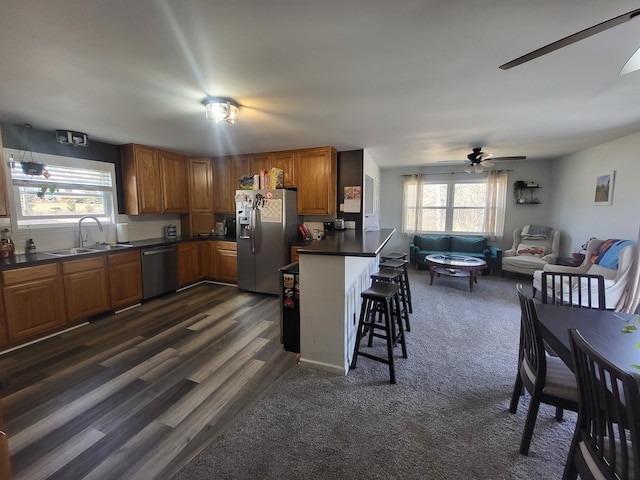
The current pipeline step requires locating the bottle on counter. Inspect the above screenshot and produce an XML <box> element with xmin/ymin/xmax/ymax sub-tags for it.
<box><xmin>26</xmin><ymin>238</ymin><xmax>37</xmax><ymax>255</ymax></box>
<box><xmin>0</xmin><ymin>229</ymin><xmax>15</xmax><ymax>259</ymax></box>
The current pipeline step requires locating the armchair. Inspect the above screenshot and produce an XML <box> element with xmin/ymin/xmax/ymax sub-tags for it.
<box><xmin>501</xmin><ymin>225</ymin><xmax>560</xmax><ymax>277</ymax></box>
<box><xmin>533</xmin><ymin>237</ymin><xmax>637</xmax><ymax>311</ymax></box>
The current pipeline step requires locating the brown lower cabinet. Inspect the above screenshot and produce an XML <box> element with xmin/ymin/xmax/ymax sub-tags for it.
<box><xmin>2</xmin><ymin>263</ymin><xmax>66</xmax><ymax>342</ymax></box>
<box><xmin>215</xmin><ymin>241</ymin><xmax>237</xmax><ymax>283</ymax></box>
<box><xmin>178</xmin><ymin>241</ymin><xmax>205</xmax><ymax>287</ymax></box>
<box><xmin>108</xmin><ymin>250</ymin><xmax>142</xmax><ymax>310</ymax></box>
<box><xmin>63</xmin><ymin>257</ymin><xmax>110</xmax><ymax>323</ymax></box>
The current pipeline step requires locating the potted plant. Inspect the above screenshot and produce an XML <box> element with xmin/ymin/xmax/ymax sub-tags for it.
<box><xmin>37</xmin><ymin>184</ymin><xmax>58</xmax><ymax>200</ymax></box>
<box><xmin>21</xmin><ymin>161</ymin><xmax>45</xmax><ymax>176</ymax></box>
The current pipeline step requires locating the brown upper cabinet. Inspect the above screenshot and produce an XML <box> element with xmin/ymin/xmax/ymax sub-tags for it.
<box><xmin>160</xmin><ymin>151</ymin><xmax>189</xmax><ymax>213</ymax></box>
<box><xmin>249</xmin><ymin>151</ymin><xmax>296</xmax><ymax>188</ymax></box>
<box><xmin>188</xmin><ymin>157</ymin><xmax>214</xmax><ymax>213</ymax></box>
<box><xmin>121</xmin><ymin>144</ymin><xmax>189</xmax><ymax>215</ymax></box>
<box><xmin>212</xmin><ymin>154</ymin><xmax>250</xmax><ymax>213</ymax></box>
<box><xmin>295</xmin><ymin>146</ymin><xmax>337</xmax><ymax>215</ymax></box>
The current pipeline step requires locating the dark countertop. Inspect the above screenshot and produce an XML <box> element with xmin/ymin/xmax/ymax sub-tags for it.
<box><xmin>0</xmin><ymin>235</ymin><xmax>237</xmax><ymax>271</ymax></box>
<box><xmin>296</xmin><ymin>228</ymin><xmax>395</xmax><ymax>257</ymax></box>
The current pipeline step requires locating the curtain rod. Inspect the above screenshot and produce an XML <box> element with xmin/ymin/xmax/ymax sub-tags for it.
<box><xmin>402</xmin><ymin>169</ymin><xmax>514</xmax><ymax>177</ymax></box>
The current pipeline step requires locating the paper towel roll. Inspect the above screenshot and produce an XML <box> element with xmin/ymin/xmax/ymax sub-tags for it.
<box><xmin>116</xmin><ymin>223</ymin><xmax>129</xmax><ymax>243</ymax></box>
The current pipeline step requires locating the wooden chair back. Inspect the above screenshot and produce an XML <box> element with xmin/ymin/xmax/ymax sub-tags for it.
<box><xmin>541</xmin><ymin>272</ymin><xmax>606</xmax><ymax>310</ymax></box>
<box><xmin>566</xmin><ymin>328</ymin><xmax>640</xmax><ymax>480</ymax></box>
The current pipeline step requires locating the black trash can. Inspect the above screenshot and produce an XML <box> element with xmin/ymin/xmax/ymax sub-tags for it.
<box><xmin>279</xmin><ymin>262</ymin><xmax>300</xmax><ymax>353</ymax></box>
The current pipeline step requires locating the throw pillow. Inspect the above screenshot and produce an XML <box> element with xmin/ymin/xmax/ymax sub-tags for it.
<box><xmin>517</xmin><ymin>243</ymin><xmax>547</xmax><ymax>257</ymax></box>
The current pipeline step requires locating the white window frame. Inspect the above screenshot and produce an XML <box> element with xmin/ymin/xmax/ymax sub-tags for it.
<box><xmin>403</xmin><ymin>177</ymin><xmax>488</xmax><ymax>235</ymax></box>
<box><xmin>4</xmin><ymin>148</ymin><xmax>117</xmax><ymax>230</ymax></box>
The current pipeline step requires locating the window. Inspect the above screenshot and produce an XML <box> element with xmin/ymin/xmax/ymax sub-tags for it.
<box><xmin>404</xmin><ymin>179</ymin><xmax>486</xmax><ymax>233</ymax></box>
<box><xmin>5</xmin><ymin>149</ymin><xmax>116</xmax><ymax>228</ymax></box>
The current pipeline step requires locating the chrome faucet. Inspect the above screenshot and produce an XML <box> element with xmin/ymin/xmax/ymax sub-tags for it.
<box><xmin>78</xmin><ymin>216</ymin><xmax>103</xmax><ymax>248</ymax></box>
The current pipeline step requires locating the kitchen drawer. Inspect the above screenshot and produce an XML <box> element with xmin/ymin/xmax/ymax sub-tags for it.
<box><xmin>62</xmin><ymin>256</ymin><xmax>106</xmax><ymax>275</ymax></box>
<box><xmin>216</xmin><ymin>241</ymin><xmax>237</xmax><ymax>252</ymax></box>
<box><xmin>2</xmin><ymin>263</ymin><xmax>60</xmax><ymax>286</ymax></box>
<box><xmin>107</xmin><ymin>250</ymin><xmax>140</xmax><ymax>266</ymax></box>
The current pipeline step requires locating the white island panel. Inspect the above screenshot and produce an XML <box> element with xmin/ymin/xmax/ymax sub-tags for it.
<box><xmin>299</xmin><ymin>253</ymin><xmax>378</xmax><ymax>374</ymax></box>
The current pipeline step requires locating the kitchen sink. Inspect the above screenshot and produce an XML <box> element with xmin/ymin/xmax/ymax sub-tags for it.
<box><xmin>42</xmin><ymin>244</ymin><xmax>134</xmax><ymax>257</ymax></box>
<box><xmin>92</xmin><ymin>243</ymin><xmax>134</xmax><ymax>251</ymax></box>
<box><xmin>43</xmin><ymin>247</ymin><xmax>100</xmax><ymax>257</ymax></box>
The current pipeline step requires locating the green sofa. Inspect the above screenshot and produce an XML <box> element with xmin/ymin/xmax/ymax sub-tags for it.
<box><xmin>409</xmin><ymin>235</ymin><xmax>502</xmax><ymax>273</ymax></box>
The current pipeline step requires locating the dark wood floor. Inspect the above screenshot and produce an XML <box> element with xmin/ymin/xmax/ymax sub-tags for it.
<box><xmin>0</xmin><ymin>282</ymin><xmax>296</xmax><ymax>480</ymax></box>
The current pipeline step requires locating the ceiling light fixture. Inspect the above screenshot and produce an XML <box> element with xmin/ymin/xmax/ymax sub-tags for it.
<box><xmin>202</xmin><ymin>97</ymin><xmax>240</xmax><ymax>123</ymax></box>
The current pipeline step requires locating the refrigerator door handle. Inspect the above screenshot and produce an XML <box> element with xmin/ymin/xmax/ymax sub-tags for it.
<box><xmin>250</xmin><ymin>207</ymin><xmax>256</xmax><ymax>254</ymax></box>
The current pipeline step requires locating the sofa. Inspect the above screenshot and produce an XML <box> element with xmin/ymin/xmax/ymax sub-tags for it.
<box><xmin>409</xmin><ymin>235</ymin><xmax>502</xmax><ymax>273</ymax></box>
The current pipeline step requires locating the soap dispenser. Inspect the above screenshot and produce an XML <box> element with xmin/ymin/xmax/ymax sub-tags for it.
<box><xmin>26</xmin><ymin>238</ymin><xmax>37</xmax><ymax>254</ymax></box>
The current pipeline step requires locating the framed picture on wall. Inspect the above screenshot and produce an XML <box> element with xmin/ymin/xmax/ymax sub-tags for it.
<box><xmin>593</xmin><ymin>171</ymin><xmax>615</xmax><ymax>205</ymax></box>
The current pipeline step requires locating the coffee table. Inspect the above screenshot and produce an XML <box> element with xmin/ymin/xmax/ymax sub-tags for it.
<box><xmin>424</xmin><ymin>254</ymin><xmax>487</xmax><ymax>292</ymax></box>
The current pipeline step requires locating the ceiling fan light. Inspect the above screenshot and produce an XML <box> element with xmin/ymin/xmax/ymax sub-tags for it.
<box><xmin>620</xmin><ymin>46</ymin><xmax>640</xmax><ymax>75</ymax></box>
<box><xmin>464</xmin><ymin>165</ymin><xmax>474</xmax><ymax>173</ymax></box>
<box><xmin>481</xmin><ymin>159</ymin><xmax>495</xmax><ymax>167</ymax></box>
<box><xmin>474</xmin><ymin>164</ymin><xmax>484</xmax><ymax>173</ymax></box>
<box><xmin>203</xmin><ymin>97</ymin><xmax>240</xmax><ymax>123</ymax></box>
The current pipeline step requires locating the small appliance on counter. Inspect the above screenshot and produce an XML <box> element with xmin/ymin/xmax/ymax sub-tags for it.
<box><xmin>164</xmin><ymin>224</ymin><xmax>177</xmax><ymax>239</ymax></box>
<box><xmin>224</xmin><ymin>218</ymin><xmax>236</xmax><ymax>239</ymax></box>
<box><xmin>323</xmin><ymin>221</ymin><xmax>335</xmax><ymax>235</ymax></box>
<box><xmin>334</xmin><ymin>218</ymin><xmax>345</xmax><ymax>230</ymax></box>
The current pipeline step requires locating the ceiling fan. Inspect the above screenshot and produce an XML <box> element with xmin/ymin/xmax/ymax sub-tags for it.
<box><xmin>499</xmin><ymin>8</ymin><xmax>640</xmax><ymax>74</ymax></box>
<box><xmin>462</xmin><ymin>147</ymin><xmax>527</xmax><ymax>172</ymax></box>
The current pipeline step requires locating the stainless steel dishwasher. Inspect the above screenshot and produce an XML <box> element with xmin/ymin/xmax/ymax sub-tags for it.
<box><xmin>141</xmin><ymin>244</ymin><xmax>178</xmax><ymax>300</ymax></box>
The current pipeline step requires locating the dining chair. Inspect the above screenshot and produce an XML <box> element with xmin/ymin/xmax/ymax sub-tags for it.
<box><xmin>563</xmin><ymin>328</ymin><xmax>640</xmax><ymax>480</ymax></box>
<box><xmin>539</xmin><ymin>271</ymin><xmax>606</xmax><ymax>310</ymax></box>
<box><xmin>509</xmin><ymin>284</ymin><xmax>579</xmax><ymax>455</ymax></box>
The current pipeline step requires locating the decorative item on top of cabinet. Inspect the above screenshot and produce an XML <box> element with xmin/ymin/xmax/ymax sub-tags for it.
<box><xmin>108</xmin><ymin>250</ymin><xmax>142</xmax><ymax>310</ymax></box>
<box><xmin>63</xmin><ymin>256</ymin><xmax>110</xmax><ymax>322</ymax></box>
<box><xmin>121</xmin><ymin>144</ymin><xmax>189</xmax><ymax>214</ymax></box>
<box><xmin>295</xmin><ymin>146</ymin><xmax>337</xmax><ymax>215</ymax></box>
<box><xmin>2</xmin><ymin>263</ymin><xmax>66</xmax><ymax>342</ymax></box>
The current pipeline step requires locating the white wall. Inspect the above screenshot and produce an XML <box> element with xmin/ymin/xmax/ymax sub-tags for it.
<box><xmin>548</xmin><ymin>131</ymin><xmax>640</xmax><ymax>255</ymax></box>
<box><xmin>377</xmin><ymin>160</ymin><xmax>553</xmax><ymax>255</ymax></box>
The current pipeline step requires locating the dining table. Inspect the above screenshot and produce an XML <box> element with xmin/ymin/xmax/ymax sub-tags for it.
<box><xmin>535</xmin><ymin>303</ymin><xmax>640</xmax><ymax>378</ymax></box>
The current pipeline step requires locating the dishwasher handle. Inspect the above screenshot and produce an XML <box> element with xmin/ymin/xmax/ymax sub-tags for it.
<box><xmin>142</xmin><ymin>245</ymin><xmax>177</xmax><ymax>256</ymax></box>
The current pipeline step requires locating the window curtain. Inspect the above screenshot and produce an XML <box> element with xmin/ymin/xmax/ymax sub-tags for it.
<box><xmin>483</xmin><ymin>170</ymin><xmax>508</xmax><ymax>241</ymax></box>
<box><xmin>402</xmin><ymin>175</ymin><xmax>423</xmax><ymax>235</ymax></box>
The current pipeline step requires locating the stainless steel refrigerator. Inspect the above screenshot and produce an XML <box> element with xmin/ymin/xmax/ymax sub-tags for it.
<box><xmin>236</xmin><ymin>189</ymin><xmax>301</xmax><ymax>295</ymax></box>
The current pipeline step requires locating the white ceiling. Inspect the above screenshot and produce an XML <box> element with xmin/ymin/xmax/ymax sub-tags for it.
<box><xmin>2</xmin><ymin>1</ymin><xmax>640</xmax><ymax>168</ymax></box>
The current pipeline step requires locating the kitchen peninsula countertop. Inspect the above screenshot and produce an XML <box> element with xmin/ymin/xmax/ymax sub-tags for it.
<box><xmin>296</xmin><ymin>228</ymin><xmax>395</xmax><ymax>257</ymax></box>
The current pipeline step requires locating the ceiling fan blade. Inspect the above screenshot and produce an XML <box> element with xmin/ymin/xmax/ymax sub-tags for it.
<box><xmin>480</xmin><ymin>159</ymin><xmax>495</xmax><ymax>167</ymax></box>
<box><xmin>499</xmin><ymin>8</ymin><xmax>640</xmax><ymax>70</ymax></box>
<box><xmin>491</xmin><ymin>156</ymin><xmax>527</xmax><ymax>161</ymax></box>
<box><xmin>620</xmin><ymin>46</ymin><xmax>640</xmax><ymax>75</ymax></box>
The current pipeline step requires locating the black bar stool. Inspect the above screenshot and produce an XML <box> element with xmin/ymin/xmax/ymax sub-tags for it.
<box><xmin>351</xmin><ymin>282</ymin><xmax>407</xmax><ymax>384</ymax></box>
<box><xmin>379</xmin><ymin>258</ymin><xmax>412</xmax><ymax>314</ymax></box>
<box><xmin>370</xmin><ymin>268</ymin><xmax>411</xmax><ymax>332</ymax></box>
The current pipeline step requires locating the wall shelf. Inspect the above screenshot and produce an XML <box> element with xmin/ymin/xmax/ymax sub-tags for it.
<box><xmin>514</xmin><ymin>181</ymin><xmax>541</xmax><ymax>205</ymax></box>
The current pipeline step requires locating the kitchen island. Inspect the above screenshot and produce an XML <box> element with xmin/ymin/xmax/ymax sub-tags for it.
<box><xmin>296</xmin><ymin>228</ymin><xmax>395</xmax><ymax>375</ymax></box>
